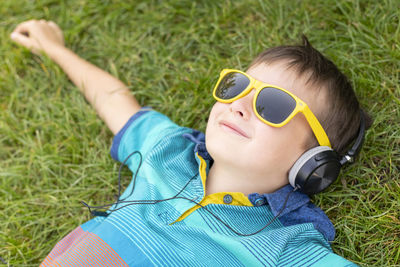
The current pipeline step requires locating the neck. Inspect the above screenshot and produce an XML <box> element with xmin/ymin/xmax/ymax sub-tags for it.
<box><xmin>206</xmin><ymin>161</ymin><xmax>288</xmax><ymax>196</ymax></box>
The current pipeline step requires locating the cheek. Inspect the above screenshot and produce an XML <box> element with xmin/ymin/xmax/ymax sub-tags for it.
<box><xmin>208</xmin><ymin>102</ymin><xmax>225</xmax><ymax>117</ymax></box>
<box><xmin>249</xmin><ymin>129</ymin><xmax>284</xmax><ymax>164</ymax></box>
<box><xmin>205</xmin><ymin>102</ymin><xmax>251</xmax><ymax>162</ymax></box>
<box><xmin>250</xmin><ymin>123</ymin><xmax>306</xmax><ymax>171</ymax></box>
<box><xmin>205</xmin><ymin>102</ymin><xmax>226</xmax><ymax>138</ymax></box>
<box><xmin>205</xmin><ymin>104</ymin><xmax>223</xmax><ymax>154</ymax></box>
<box><xmin>205</xmin><ymin>104</ymin><xmax>217</xmax><ymax>136</ymax></box>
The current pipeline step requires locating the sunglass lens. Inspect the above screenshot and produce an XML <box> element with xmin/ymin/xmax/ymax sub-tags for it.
<box><xmin>215</xmin><ymin>72</ymin><xmax>250</xmax><ymax>99</ymax></box>
<box><xmin>256</xmin><ymin>87</ymin><xmax>297</xmax><ymax>124</ymax></box>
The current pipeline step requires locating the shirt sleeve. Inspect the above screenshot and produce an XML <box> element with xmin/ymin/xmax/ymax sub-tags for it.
<box><xmin>110</xmin><ymin>108</ymin><xmax>180</xmax><ymax>164</ymax></box>
<box><xmin>277</xmin><ymin>230</ymin><xmax>358</xmax><ymax>267</ymax></box>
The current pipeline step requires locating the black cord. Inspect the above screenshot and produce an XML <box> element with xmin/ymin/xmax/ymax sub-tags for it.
<box><xmin>81</xmin><ymin>171</ymin><xmax>198</xmax><ymax>213</ymax></box>
<box><xmin>81</xmin><ymin>150</ymin><xmax>298</xmax><ymax>237</ymax></box>
<box><xmin>117</xmin><ymin>150</ymin><xmax>143</xmax><ymax>203</ymax></box>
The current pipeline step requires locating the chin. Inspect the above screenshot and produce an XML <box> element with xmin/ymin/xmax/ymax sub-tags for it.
<box><xmin>206</xmin><ymin>134</ymin><xmax>236</xmax><ymax>162</ymax></box>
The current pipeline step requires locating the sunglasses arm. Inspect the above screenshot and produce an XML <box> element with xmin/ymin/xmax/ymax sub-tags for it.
<box><xmin>302</xmin><ymin>106</ymin><xmax>331</xmax><ymax>148</ymax></box>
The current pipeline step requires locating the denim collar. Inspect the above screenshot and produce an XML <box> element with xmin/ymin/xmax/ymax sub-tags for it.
<box><xmin>182</xmin><ymin>129</ymin><xmax>335</xmax><ymax>241</ymax></box>
<box><xmin>182</xmin><ymin>130</ymin><xmax>212</xmax><ymax>161</ymax></box>
<box><xmin>248</xmin><ymin>185</ymin><xmax>310</xmax><ymax>215</ymax></box>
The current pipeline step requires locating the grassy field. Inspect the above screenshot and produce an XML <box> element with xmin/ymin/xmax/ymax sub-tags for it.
<box><xmin>1</xmin><ymin>0</ymin><xmax>399</xmax><ymax>265</ymax></box>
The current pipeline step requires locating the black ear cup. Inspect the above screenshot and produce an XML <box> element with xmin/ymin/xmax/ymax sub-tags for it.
<box><xmin>289</xmin><ymin>146</ymin><xmax>342</xmax><ymax>195</ymax></box>
<box><xmin>288</xmin><ymin>111</ymin><xmax>366</xmax><ymax>195</ymax></box>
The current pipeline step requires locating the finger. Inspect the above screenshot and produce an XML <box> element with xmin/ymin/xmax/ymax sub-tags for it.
<box><xmin>10</xmin><ymin>31</ymin><xmax>32</xmax><ymax>48</ymax></box>
<box><xmin>13</xmin><ymin>20</ymin><xmax>37</xmax><ymax>36</ymax></box>
<box><xmin>48</xmin><ymin>21</ymin><xmax>64</xmax><ymax>44</ymax></box>
<box><xmin>48</xmin><ymin>21</ymin><xmax>62</xmax><ymax>32</ymax></box>
<box><xmin>10</xmin><ymin>32</ymin><xmax>41</xmax><ymax>55</ymax></box>
<box><xmin>14</xmin><ymin>19</ymin><xmax>37</xmax><ymax>31</ymax></box>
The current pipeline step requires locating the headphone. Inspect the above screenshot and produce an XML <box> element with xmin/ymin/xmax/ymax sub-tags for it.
<box><xmin>288</xmin><ymin>110</ymin><xmax>366</xmax><ymax>195</ymax></box>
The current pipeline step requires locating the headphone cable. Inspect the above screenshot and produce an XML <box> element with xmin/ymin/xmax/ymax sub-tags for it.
<box><xmin>81</xmin><ymin>151</ymin><xmax>298</xmax><ymax>237</ymax></box>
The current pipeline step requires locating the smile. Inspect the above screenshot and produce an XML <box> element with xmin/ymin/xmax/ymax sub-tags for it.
<box><xmin>219</xmin><ymin>120</ymin><xmax>250</xmax><ymax>138</ymax></box>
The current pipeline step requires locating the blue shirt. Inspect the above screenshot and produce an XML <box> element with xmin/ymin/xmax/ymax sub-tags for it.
<box><xmin>41</xmin><ymin>108</ymin><xmax>357</xmax><ymax>266</ymax></box>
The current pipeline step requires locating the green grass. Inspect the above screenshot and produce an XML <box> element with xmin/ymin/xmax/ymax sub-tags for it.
<box><xmin>1</xmin><ymin>0</ymin><xmax>399</xmax><ymax>265</ymax></box>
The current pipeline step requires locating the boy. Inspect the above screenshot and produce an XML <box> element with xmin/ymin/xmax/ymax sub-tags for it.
<box><xmin>11</xmin><ymin>19</ymin><xmax>371</xmax><ymax>266</ymax></box>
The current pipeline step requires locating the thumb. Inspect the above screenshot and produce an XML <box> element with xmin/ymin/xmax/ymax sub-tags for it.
<box><xmin>11</xmin><ymin>32</ymin><xmax>40</xmax><ymax>54</ymax></box>
<box><xmin>11</xmin><ymin>32</ymin><xmax>31</xmax><ymax>47</ymax></box>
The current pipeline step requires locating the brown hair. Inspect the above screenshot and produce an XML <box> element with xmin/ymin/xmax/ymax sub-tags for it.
<box><xmin>248</xmin><ymin>36</ymin><xmax>373</xmax><ymax>155</ymax></box>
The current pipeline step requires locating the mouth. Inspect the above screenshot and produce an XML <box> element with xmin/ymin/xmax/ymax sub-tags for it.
<box><xmin>219</xmin><ymin>120</ymin><xmax>250</xmax><ymax>138</ymax></box>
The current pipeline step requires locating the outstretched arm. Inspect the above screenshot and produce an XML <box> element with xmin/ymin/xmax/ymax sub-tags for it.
<box><xmin>11</xmin><ymin>19</ymin><xmax>141</xmax><ymax>134</ymax></box>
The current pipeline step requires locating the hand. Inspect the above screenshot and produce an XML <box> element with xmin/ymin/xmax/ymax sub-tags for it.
<box><xmin>11</xmin><ymin>19</ymin><xmax>65</xmax><ymax>55</ymax></box>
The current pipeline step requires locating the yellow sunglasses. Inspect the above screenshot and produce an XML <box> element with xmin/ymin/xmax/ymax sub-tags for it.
<box><xmin>212</xmin><ymin>69</ymin><xmax>331</xmax><ymax>148</ymax></box>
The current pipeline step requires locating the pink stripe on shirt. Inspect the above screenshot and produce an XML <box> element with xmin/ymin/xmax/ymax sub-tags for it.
<box><xmin>40</xmin><ymin>226</ymin><xmax>128</xmax><ymax>267</ymax></box>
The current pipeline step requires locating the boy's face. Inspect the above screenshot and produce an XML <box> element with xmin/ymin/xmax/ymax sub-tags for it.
<box><xmin>205</xmin><ymin>62</ymin><xmax>325</xmax><ymax>192</ymax></box>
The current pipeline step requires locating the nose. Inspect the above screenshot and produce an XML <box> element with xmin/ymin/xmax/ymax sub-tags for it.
<box><xmin>229</xmin><ymin>89</ymin><xmax>255</xmax><ymax>120</ymax></box>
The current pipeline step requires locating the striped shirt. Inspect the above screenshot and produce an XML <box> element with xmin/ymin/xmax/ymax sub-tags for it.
<box><xmin>41</xmin><ymin>109</ymin><xmax>357</xmax><ymax>266</ymax></box>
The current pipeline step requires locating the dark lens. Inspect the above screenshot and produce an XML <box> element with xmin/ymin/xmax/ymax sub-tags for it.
<box><xmin>215</xmin><ymin>72</ymin><xmax>250</xmax><ymax>99</ymax></box>
<box><xmin>256</xmin><ymin>87</ymin><xmax>296</xmax><ymax>124</ymax></box>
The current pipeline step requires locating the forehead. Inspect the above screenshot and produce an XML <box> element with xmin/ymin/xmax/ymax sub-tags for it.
<box><xmin>245</xmin><ymin>62</ymin><xmax>324</xmax><ymax>115</ymax></box>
